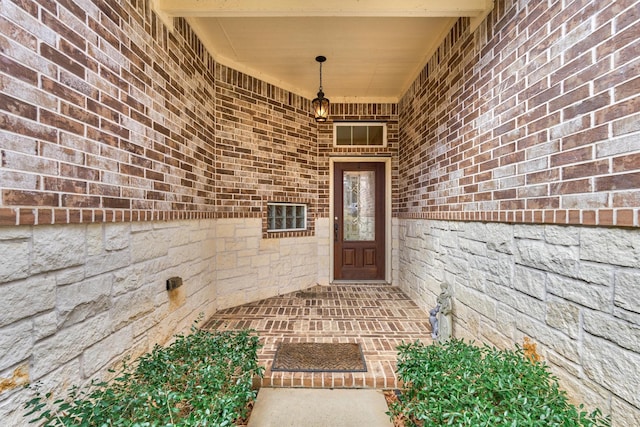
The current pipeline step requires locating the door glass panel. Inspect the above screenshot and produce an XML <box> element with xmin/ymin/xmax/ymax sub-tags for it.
<box><xmin>343</xmin><ymin>171</ymin><xmax>375</xmax><ymax>241</ymax></box>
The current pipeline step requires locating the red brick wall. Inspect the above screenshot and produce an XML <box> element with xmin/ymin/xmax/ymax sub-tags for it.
<box><xmin>4</xmin><ymin>0</ymin><xmax>638</xmax><ymax>229</ymax></box>
<box><xmin>0</xmin><ymin>1</ymin><xmax>220</xmax><ymax>225</ymax></box>
<box><xmin>214</xmin><ymin>64</ymin><xmax>319</xmax><ymax>237</ymax></box>
<box><xmin>0</xmin><ymin>0</ymin><xmax>319</xmax><ymax>228</ymax></box>
<box><xmin>399</xmin><ymin>0</ymin><xmax>640</xmax><ymax>228</ymax></box>
<box><xmin>317</xmin><ymin>103</ymin><xmax>399</xmax><ymax>218</ymax></box>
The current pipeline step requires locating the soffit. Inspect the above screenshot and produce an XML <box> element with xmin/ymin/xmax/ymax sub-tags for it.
<box><xmin>152</xmin><ymin>0</ymin><xmax>494</xmax><ymax>102</ymax></box>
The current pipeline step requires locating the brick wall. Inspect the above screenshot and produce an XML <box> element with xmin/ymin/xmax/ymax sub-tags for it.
<box><xmin>0</xmin><ymin>1</ymin><xmax>222</xmax><ymax>225</ymax></box>
<box><xmin>317</xmin><ymin>103</ymin><xmax>399</xmax><ymax>218</ymax></box>
<box><xmin>398</xmin><ymin>0</ymin><xmax>640</xmax><ymax>227</ymax></box>
<box><xmin>214</xmin><ymin>64</ymin><xmax>319</xmax><ymax>237</ymax></box>
<box><xmin>0</xmin><ymin>0</ymin><xmax>402</xmax><ymax>231</ymax></box>
<box><xmin>0</xmin><ymin>0</ymin><xmax>319</xmax><ymax>229</ymax></box>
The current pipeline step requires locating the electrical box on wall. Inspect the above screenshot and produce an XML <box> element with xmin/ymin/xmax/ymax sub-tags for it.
<box><xmin>166</xmin><ymin>277</ymin><xmax>183</xmax><ymax>291</ymax></box>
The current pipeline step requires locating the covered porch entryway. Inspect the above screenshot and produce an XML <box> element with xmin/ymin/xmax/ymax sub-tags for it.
<box><xmin>203</xmin><ymin>283</ymin><xmax>432</xmax><ymax>389</ymax></box>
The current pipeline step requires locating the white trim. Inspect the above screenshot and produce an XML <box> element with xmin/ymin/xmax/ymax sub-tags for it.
<box><xmin>157</xmin><ymin>0</ymin><xmax>494</xmax><ymax>18</ymax></box>
<box><xmin>329</xmin><ymin>157</ymin><xmax>392</xmax><ymax>284</ymax></box>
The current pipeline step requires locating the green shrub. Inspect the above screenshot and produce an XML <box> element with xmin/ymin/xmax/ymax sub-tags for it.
<box><xmin>25</xmin><ymin>325</ymin><xmax>263</xmax><ymax>426</ymax></box>
<box><xmin>389</xmin><ymin>339</ymin><xmax>610</xmax><ymax>427</ymax></box>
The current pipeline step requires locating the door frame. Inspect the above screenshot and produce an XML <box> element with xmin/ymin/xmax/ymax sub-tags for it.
<box><xmin>329</xmin><ymin>156</ymin><xmax>392</xmax><ymax>283</ymax></box>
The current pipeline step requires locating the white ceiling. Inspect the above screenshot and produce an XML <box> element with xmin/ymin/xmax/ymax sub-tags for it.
<box><xmin>152</xmin><ymin>0</ymin><xmax>494</xmax><ymax>102</ymax></box>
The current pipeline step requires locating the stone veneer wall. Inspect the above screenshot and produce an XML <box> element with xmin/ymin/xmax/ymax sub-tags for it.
<box><xmin>214</xmin><ymin>217</ymin><xmax>318</xmax><ymax>310</ymax></box>
<box><xmin>398</xmin><ymin>220</ymin><xmax>640</xmax><ymax>425</ymax></box>
<box><xmin>0</xmin><ymin>217</ymin><xmax>319</xmax><ymax>423</ymax></box>
<box><xmin>0</xmin><ymin>220</ymin><xmax>218</xmax><ymax>424</ymax></box>
<box><xmin>397</xmin><ymin>1</ymin><xmax>640</xmax><ymax>425</ymax></box>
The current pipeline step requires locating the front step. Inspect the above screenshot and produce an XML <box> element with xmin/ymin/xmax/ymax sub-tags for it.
<box><xmin>256</xmin><ymin>360</ymin><xmax>400</xmax><ymax>389</ymax></box>
<box><xmin>204</xmin><ymin>284</ymin><xmax>433</xmax><ymax>390</ymax></box>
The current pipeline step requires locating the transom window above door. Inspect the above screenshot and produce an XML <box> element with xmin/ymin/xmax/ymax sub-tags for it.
<box><xmin>334</xmin><ymin>122</ymin><xmax>387</xmax><ymax>147</ymax></box>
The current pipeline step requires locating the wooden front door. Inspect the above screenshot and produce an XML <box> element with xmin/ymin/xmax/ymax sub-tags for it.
<box><xmin>333</xmin><ymin>162</ymin><xmax>385</xmax><ymax>281</ymax></box>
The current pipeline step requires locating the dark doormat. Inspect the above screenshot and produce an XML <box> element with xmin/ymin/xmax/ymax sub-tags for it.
<box><xmin>271</xmin><ymin>342</ymin><xmax>367</xmax><ymax>372</ymax></box>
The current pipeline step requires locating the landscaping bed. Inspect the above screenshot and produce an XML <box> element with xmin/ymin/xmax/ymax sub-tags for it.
<box><xmin>25</xmin><ymin>325</ymin><xmax>263</xmax><ymax>426</ymax></box>
<box><xmin>387</xmin><ymin>339</ymin><xmax>610</xmax><ymax>426</ymax></box>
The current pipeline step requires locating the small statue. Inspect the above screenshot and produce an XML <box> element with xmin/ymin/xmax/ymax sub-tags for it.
<box><xmin>430</xmin><ymin>282</ymin><xmax>453</xmax><ymax>342</ymax></box>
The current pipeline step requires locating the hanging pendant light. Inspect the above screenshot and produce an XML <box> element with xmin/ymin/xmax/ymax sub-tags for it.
<box><xmin>312</xmin><ymin>55</ymin><xmax>330</xmax><ymax>122</ymax></box>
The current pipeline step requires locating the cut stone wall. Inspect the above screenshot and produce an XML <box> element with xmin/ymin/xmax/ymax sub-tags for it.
<box><xmin>214</xmin><ymin>217</ymin><xmax>319</xmax><ymax>309</ymax></box>
<box><xmin>0</xmin><ymin>217</ymin><xmax>320</xmax><ymax>423</ymax></box>
<box><xmin>398</xmin><ymin>219</ymin><xmax>640</xmax><ymax>426</ymax></box>
<box><xmin>0</xmin><ymin>219</ymin><xmax>218</xmax><ymax>424</ymax></box>
<box><xmin>316</xmin><ymin>217</ymin><xmax>331</xmax><ymax>285</ymax></box>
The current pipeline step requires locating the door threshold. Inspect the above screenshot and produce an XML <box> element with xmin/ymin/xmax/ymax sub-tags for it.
<box><xmin>331</xmin><ymin>280</ymin><xmax>390</xmax><ymax>285</ymax></box>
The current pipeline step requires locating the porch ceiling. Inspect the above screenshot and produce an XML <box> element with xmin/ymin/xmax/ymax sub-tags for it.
<box><xmin>152</xmin><ymin>0</ymin><xmax>494</xmax><ymax>103</ymax></box>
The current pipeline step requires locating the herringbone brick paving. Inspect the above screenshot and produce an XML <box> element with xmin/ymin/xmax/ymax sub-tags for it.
<box><xmin>203</xmin><ymin>283</ymin><xmax>433</xmax><ymax>389</ymax></box>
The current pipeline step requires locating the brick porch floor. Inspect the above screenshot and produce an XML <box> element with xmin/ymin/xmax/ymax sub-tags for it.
<box><xmin>202</xmin><ymin>283</ymin><xmax>433</xmax><ymax>389</ymax></box>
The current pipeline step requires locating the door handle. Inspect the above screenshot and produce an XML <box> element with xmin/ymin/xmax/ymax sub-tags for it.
<box><xmin>334</xmin><ymin>222</ymin><xmax>339</xmax><ymax>242</ymax></box>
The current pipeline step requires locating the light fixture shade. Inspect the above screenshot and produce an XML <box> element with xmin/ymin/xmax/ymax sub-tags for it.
<box><xmin>312</xmin><ymin>91</ymin><xmax>330</xmax><ymax>122</ymax></box>
<box><xmin>312</xmin><ymin>56</ymin><xmax>329</xmax><ymax>122</ymax></box>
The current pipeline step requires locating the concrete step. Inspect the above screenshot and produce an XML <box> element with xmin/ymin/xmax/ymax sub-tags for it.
<box><xmin>247</xmin><ymin>388</ymin><xmax>394</xmax><ymax>427</ymax></box>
